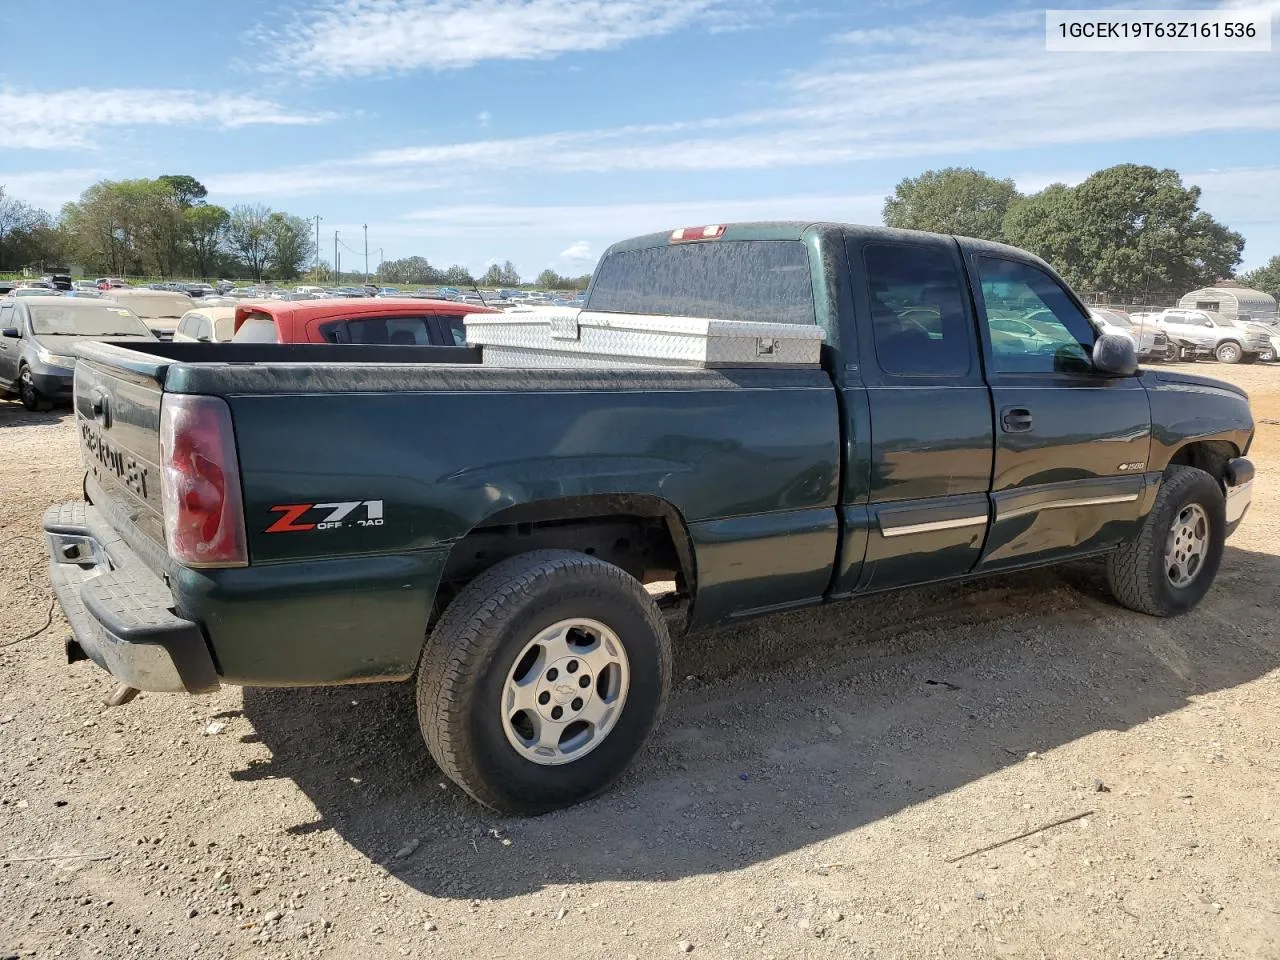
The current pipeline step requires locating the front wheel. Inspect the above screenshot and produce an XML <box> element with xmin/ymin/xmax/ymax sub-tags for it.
<box><xmin>1106</xmin><ymin>466</ymin><xmax>1225</xmax><ymax>617</ymax></box>
<box><xmin>1215</xmin><ymin>341</ymin><xmax>1243</xmax><ymax>364</ymax></box>
<box><xmin>417</xmin><ymin>550</ymin><xmax>672</xmax><ymax>814</ymax></box>
<box><xmin>19</xmin><ymin>368</ymin><xmax>52</xmax><ymax>412</ymax></box>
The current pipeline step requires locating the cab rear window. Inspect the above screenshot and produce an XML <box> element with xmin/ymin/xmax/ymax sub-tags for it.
<box><xmin>586</xmin><ymin>240</ymin><xmax>816</xmax><ymax>326</ymax></box>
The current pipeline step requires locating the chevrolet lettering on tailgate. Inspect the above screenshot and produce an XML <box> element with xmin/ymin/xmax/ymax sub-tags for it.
<box><xmin>81</xmin><ymin>419</ymin><xmax>150</xmax><ymax>500</ymax></box>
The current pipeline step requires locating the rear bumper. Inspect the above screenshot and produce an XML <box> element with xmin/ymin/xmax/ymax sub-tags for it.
<box><xmin>42</xmin><ymin>502</ymin><xmax>219</xmax><ymax>694</ymax></box>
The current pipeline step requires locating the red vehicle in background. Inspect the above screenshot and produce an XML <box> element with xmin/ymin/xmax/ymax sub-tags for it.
<box><xmin>231</xmin><ymin>298</ymin><xmax>500</xmax><ymax>346</ymax></box>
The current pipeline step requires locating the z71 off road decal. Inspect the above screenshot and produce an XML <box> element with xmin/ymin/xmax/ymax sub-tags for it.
<box><xmin>265</xmin><ymin>500</ymin><xmax>384</xmax><ymax>533</ymax></box>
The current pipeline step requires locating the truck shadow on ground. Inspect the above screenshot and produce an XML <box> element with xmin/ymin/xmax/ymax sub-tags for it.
<box><xmin>0</xmin><ymin>400</ymin><xmax>72</xmax><ymax>429</ymax></box>
<box><xmin>238</xmin><ymin>543</ymin><xmax>1280</xmax><ymax>900</ymax></box>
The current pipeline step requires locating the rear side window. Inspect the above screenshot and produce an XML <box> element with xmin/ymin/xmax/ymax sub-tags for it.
<box><xmin>440</xmin><ymin>315</ymin><xmax>468</xmax><ymax>346</ymax></box>
<box><xmin>233</xmin><ymin>314</ymin><xmax>280</xmax><ymax>343</ymax></box>
<box><xmin>343</xmin><ymin>316</ymin><xmax>433</xmax><ymax>345</ymax></box>
<box><xmin>586</xmin><ymin>240</ymin><xmax>815</xmax><ymax>325</ymax></box>
<box><xmin>863</xmin><ymin>243</ymin><xmax>973</xmax><ymax>376</ymax></box>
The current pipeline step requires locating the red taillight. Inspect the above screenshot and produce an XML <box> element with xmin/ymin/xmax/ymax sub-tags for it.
<box><xmin>159</xmin><ymin>394</ymin><xmax>248</xmax><ymax>568</ymax></box>
<box><xmin>670</xmin><ymin>224</ymin><xmax>726</xmax><ymax>243</ymax></box>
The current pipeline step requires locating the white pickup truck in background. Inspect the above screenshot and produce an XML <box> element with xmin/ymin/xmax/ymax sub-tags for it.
<box><xmin>1133</xmin><ymin>308</ymin><xmax>1274</xmax><ymax>364</ymax></box>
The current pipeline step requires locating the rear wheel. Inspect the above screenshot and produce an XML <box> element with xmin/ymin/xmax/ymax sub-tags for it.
<box><xmin>417</xmin><ymin>549</ymin><xmax>672</xmax><ymax>814</ymax></box>
<box><xmin>19</xmin><ymin>367</ymin><xmax>52</xmax><ymax>412</ymax></box>
<box><xmin>1215</xmin><ymin>341</ymin><xmax>1243</xmax><ymax>364</ymax></box>
<box><xmin>1106</xmin><ymin>465</ymin><xmax>1225</xmax><ymax>617</ymax></box>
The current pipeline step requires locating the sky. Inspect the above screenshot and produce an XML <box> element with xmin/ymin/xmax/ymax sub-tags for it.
<box><xmin>1</xmin><ymin>0</ymin><xmax>1277</xmax><ymax>280</ymax></box>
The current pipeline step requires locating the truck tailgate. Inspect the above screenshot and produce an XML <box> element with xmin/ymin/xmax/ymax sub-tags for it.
<box><xmin>73</xmin><ymin>344</ymin><xmax>170</xmax><ymax>566</ymax></box>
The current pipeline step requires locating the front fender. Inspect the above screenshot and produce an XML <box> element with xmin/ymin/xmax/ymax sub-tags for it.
<box><xmin>1142</xmin><ymin>370</ymin><xmax>1254</xmax><ymax>471</ymax></box>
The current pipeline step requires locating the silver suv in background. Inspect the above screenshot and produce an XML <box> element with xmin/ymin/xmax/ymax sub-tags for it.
<box><xmin>1135</xmin><ymin>308</ymin><xmax>1272</xmax><ymax>364</ymax></box>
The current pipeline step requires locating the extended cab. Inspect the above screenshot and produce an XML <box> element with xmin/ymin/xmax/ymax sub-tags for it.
<box><xmin>42</xmin><ymin>223</ymin><xmax>1255</xmax><ymax>814</ymax></box>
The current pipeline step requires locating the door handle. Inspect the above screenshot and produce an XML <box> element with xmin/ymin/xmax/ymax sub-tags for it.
<box><xmin>1001</xmin><ymin>407</ymin><xmax>1034</xmax><ymax>433</ymax></box>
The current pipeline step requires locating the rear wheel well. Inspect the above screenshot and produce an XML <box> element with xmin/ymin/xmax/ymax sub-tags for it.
<box><xmin>1166</xmin><ymin>440</ymin><xmax>1237</xmax><ymax>482</ymax></box>
<box><xmin>436</xmin><ymin>496</ymin><xmax>695</xmax><ymax>618</ymax></box>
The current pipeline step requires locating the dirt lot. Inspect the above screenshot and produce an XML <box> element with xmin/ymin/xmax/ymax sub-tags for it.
<box><xmin>2</xmin><ymin>365</ymin><xmax>1279</xmax><ymax>960</ymax></box>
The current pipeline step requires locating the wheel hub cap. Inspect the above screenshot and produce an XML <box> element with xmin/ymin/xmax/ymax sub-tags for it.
<box><xmin>1164</xmin><ymin>503</ymin><xmax>1209</xmax><ymax>588</ymax></box>
<box><xmin>501</xmin><ymin>618</ymin><xmax>630</xmax><ymax>766</ymax></box>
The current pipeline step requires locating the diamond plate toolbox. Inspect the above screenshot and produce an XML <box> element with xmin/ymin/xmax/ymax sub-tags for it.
<box><xmin>463</xmin><ymin>308</ymin><xmax>824</xmax><ymax>368</ymax></box>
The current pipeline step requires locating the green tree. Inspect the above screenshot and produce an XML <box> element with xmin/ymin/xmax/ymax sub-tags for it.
<box><xmin>127</xmin><ymin>180</ymin><xmax>185</xmax><ymax>276</ymax></box>
<box><xmin>480</xmin><ymin>263</ymin><xmax>504</xmax><ymax>286</ymax></box>
<box><xmin>226</xmin><ymin>204</ymin><xmax>274</xmax><ymax>280</ymax></box>
<box><xmin>882</xmin><ymin>167</ymin><xmax>1019</xmax><ymax>242</ymax></box>
<box><xmin>157</xmin><ymin>174</ymin><xmax>208</xmax><ymax>208</ymax></box>
<box><xmin>1241</xmin><ymin>256</ymin><xmax>1280</xmax><ymax>300</ymax></box>
<box><xmin>266</xmin><ymin>212</ymin><xmax>315</xmax><ymax>280</ymax></box>
<box><xmin>378</xmin><ymin>255</ymin><xmax>440</xmax><ymax>285</ymax></box>
<box><xmin>185</xmin><ymin>204</ymin><xmax>229</xmax><ymax>279</ymax></box>
<box><xmin>0</xmin><ymin>186</ymin><xmax>50</xmax><ymax>272</ymax></box>
<box><xmin>1003</xmin><ymin>164</ymin><xmax>1244</xmax><ymax>302</ymax></box>
<box><xmin>441</xmin><ymin>264</ymin><xmax>474</xmax><ymax>285</ymax></box>
<box><xmin>61</xmin><ymin>181</ymin><xmax>142</xmax><ymax>275</ymax></box>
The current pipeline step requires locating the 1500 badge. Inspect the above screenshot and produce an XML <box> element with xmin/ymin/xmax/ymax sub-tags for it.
<box><xmin>266</xmin><ymin>500</ymin><xmax>384</xmax><ymax>533</ymax></box>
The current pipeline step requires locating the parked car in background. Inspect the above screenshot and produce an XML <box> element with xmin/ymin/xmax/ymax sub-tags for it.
<box><xmin>96</xmin><ymin>278</ymin><xmax>127</xmax><ymax>291</ymax></box>
<box><xmin>1145</xmin><ymin>308</ymin><xmax>1270</xmax><ymax>363</ymax></box>
<box><xmin>1088</xmin><ymin>308</ymin><xmax>1168</xmax><ymax>361</ymax></box>
<box><xmin>173</xmin><ymin>306</ymin><xmax>238</xmax><ymax>344</ymax></box>
<box><xmin>103</xmin><ymin>289</ymin><xmax>192</xmax><ymax>340</ymax></box>
<box><xmin>0</xmin><ymin>295</ymin><xmax>155</xmax><ymax>410</ymax></box>
<box><xmin>13</xmin><ymin>286</ymin><xmax>61</xmax><ymax>297</ymax></box>
<box><xmin>72</xmin><ymin>280</ymin><xmax>99</xmax><ymax>292</ymax></box>
<box><xmin>0</xmin><ymin>281</ymin><xmax>15</xmax><ymax>296</ymax></box>
<box><xmin>231</xmin><ymin>297</ymin><xmax>500</xmax><ymax>345</ymax></box>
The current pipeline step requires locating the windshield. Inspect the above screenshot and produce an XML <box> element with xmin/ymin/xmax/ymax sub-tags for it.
<box><xmin>110</xmin><ymin>294</ymin><xmax>191</xmax><ymax>319</ymax></box>
<box><xmin>1093</xmin><ymin>310</ymin><xmax>1132</xmax><ymax>328</ymax></box>
<box><xmin>30</xmin><ymin>303</ymin><xmax>151</xmax><ymax>337</ymax></box>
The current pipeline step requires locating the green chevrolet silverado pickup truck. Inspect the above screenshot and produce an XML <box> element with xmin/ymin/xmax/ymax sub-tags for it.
<box><xmin>42</xmin><ymin>223</ymin><xmax>1255</xmax><ymax>814</ymax></box>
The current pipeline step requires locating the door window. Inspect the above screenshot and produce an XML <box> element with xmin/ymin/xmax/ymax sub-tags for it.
<box><xmin>440</xmin><ymin>315</ymin><xmax>468</xmax><ymax>346</ymax></box>
<box><xmin>0</xmin><ymin>304</ymin><xmax>14</xmax><ymax>330</ymax></box>
<box><xmin>978</xmin><ymin>257</ymin><xmax>1094</xmax><ymax>374</ymax></box>
<box><xmin>863</xmin><ymin>243</ymin><xmax>973</xmax><ymax>376</ymax></box>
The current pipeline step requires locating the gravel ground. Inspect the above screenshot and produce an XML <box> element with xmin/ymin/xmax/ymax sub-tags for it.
<box><xmin>2</xmin><ymin>364</ymin><xmax>1279</xmax><ymax>960</ymax></box>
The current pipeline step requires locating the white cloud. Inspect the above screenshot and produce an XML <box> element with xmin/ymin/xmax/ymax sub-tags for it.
<box><xmin>390</xmin><ymin>194</ymin><xmax>887</xmax><ymax>238</ymax></box>
<box><xmin>558</xmin><ymin>240</ymin><xmax>593</xmax><ymax>262</ymax></box>
<box><xmin>256</xmin><ymin>0</ymin><xmax>720</xmax><ymax>78</ymax></box>
<box><xmin>0</xmin><ymin>168</ymin><xmax>106</xmax><ymax>210</ymax></box>
<box><xmin>0</xmin><ymin>88</ymin><xmax>330</xmax><ymax>150</ymax></box>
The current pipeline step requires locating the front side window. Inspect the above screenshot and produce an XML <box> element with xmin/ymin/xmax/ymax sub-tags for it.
<box><xmin>863</xmin><ymin>243</ymin><xmax>972</xmax><ymax>376</ymax></box>
<box><xmin>441</xmin><ymin>315</ymin><xmax>468</xmax><ymax>346</ymax></box>
<box><xmin>978</xmin><ymin>257</ymin><xmax>1094</xmax><ymax>374</ymax></box>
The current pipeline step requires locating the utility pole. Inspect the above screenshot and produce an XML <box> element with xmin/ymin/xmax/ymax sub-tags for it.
<box><xmin>363</xmin><ymin>224</ymin><xmax>369</xmax><ymax>283</ymax></box>
<box><xmin>313</xmin><ymin>215</ymin><xmax>322</xmax><ymax>277</ymax></box>
<box><xmin>334</xmin><ymin>231</ymin><xmax>340</xmax><ymax>284</ymax></box>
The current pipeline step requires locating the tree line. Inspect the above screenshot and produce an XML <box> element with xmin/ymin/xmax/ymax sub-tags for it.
<box><xmin>0</xmin><ymin>175</ymin><xmax>596</xmax><ymax>290</ymax></box>
<box><xmin>0</xmin><ymin>175</ymin><xmax>317</xmax><ymax>281</ymax></box>
<box><xmin>376</xmin><ymin>255</ymin><xmax>591</xmax><ymax>290</ymax></box>
<box><xmin>882</xmin><ymin>163</ymin><xmax>1278</xmax><ymax>303</ymax></box>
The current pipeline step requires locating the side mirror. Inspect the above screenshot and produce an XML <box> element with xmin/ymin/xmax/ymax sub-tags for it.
<box><xmin>1</xmin><ymin>326</ymin><xmax>19</xmax><ymax>338</ymax></box>
<box><xmin>1093</xmin><ymin>333</ymin><xmax>1138</xmax><ymax>376</ymax></box>
<box><xmin>197</xmin><ymin>335</ymin><xmax>211</xmax><ymax>343</ymax></box>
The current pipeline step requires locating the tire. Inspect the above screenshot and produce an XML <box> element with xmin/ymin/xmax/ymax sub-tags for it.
<box><xmin>416</xmin><ymin>549</ymin><xmax>672</xmax><ymax>814</ymax></box>
<box><xmin>1214</xmin><ymin>341</ymin><xmax>1242</xmax><ymax>364</ymax></box>
<box><xmin>1106</xmin><ymin>465</ymin><xmax>1225</xmax><ymax>617</ymax></box>
<box><xmin>19</xmin><ymin>367</ymin><xmax>52</xmax><ymax>412</ymax></box>
<box><xmin>1163</xmin><ymin>343</ymin><xmax>1180</xmax><ymax>362</ymax></box>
